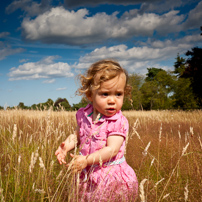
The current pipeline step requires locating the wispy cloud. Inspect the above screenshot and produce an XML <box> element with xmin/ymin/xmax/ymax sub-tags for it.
<box><xmin>0</xmin><ymin>46</ymin><xmax>25</xmax><ymax>61</ymax></box>
<box><xmin>0</xmin><ymin>32</ymin><xmax>10</xmax><ymax>38</ymax></box>
<box><xmin>0</xmin><ymin>32</ymin><xmax>25</xmax><ymax>60</ymax></box>
<box><xmin>64</xmin><ymin>0</ymin><xmax>188</xmax><ymax>11</ymax></box>
<box><xmin>8</xmin><ymin>56</ymin><xmax>74</xmax><ymax>81</ymax></box>
<box><xmin>6</xmin><ymin>0</ymin><xmax>51</xmax><ymax>16</ymax></box>
<box><xmin>56</xmin><ymin>87</ymin><xmax>67</xmax><ymax>91</ymax></box>
<box><xmin>64</xmin><ymin>0</ymin><xmax>145</xmax><ymax>7</ymax></box>
<box><xmin>19</xmin><ymin>59</ymin><xmax>29</xmax><ymax>63</ymax></box>
<box><xmin>42</xmin><ymin>79</ymin><xmax>56</xmax><ymax>84</ymax></box>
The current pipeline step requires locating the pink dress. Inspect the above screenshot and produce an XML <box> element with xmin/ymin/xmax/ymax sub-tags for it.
<box><xmin>76</xmin><ymin>104</ymin><xmax>138</xmax><ymax>202</ymax></box>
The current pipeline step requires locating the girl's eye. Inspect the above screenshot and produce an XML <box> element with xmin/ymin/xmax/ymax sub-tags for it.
<box><xmin>102</xmin><ymin>93</ymin><xmax>108</xmax><ymax>96</ymax></box>
<box><xmin>116</xmin><ymin>93</ymin><xmax>122</xmax><ymax>96</ymax></box>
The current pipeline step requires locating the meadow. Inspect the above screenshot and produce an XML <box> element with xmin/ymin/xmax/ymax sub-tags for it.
<box><xmin>0</xmin><ymin>108</ymin><xmax>201</xmax><ymax>201</ymax></box>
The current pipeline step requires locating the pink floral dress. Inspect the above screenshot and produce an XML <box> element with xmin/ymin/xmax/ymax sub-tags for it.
<box><xmin>76</xmin><ymin>104</ymin><xmax>138</xmax><ymax>202</ymax></box>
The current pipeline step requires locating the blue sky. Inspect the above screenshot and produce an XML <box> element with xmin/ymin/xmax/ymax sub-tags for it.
<box><xmin>1</xmin><ymin>0</ymin><xmax>202</xmax><ymax>108</ymax></box>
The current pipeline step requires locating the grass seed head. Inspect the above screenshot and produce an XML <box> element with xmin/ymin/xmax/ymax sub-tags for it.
<box><xmin>139</xmin><ymin>179</ymin><xmax>147</xmax><ymax>202</ymax></box>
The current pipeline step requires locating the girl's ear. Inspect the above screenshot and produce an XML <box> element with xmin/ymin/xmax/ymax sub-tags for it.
<box><xmin>86</xmin><ymin>92</ymin><xmax>93</xmax><ymax>102</ymax></box>
<box><xmin>87</xmin><ymin>95</ymin><xmax>93</xmax><ymax>102</ymax></box>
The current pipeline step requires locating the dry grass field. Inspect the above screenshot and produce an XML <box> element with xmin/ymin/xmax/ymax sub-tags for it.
<box><xmin>0</xmin><ymin>109</ymin><xmax>202</xmax><ymax>201</ymax></box>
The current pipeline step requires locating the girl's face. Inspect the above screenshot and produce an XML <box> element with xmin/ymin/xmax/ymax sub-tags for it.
<box><xmin>88</xmin><ymin>73</ymin><xmax>126</xmax><ymax>118</ymax></box>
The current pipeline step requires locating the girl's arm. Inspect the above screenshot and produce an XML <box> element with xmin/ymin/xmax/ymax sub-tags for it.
<box><xmin>86</xmin><ymin>135</ymin><xmax>124</xmax><ymax>165</ymax></box>
<box><xmin>55</xmin><ymin>126</ymin><xmax>80</xmax><ymax>165</ymax></box>
<box><xmin>69</xmin><ymin>135</ymin><xmax>124</xmax><ymax>172</ymax></box>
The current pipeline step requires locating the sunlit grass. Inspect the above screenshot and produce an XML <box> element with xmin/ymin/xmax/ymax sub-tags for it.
<box><xmin>0</xmin><ymin>109</ymin><xmax>202</xmax><ymax>201</ymax></box>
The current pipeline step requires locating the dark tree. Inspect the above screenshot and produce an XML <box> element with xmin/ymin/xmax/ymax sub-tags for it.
<box><xmin>181</xmin><ymin>47</ymin><xmax>202</xmax><ymax>107</ymax></box>
<box><xmin>172</xmin><ymin>77</ymin><xmax>198</xmax><ymax>110</ymax></box>
<box><xmin>173</xmin><ymin>53</ymin><xmax>186</xmax><ymax>77</ymax></box>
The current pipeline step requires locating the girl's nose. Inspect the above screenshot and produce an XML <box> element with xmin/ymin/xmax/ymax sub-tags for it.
<box><xmin>108</xmin><ymin>96</ymin><xmax>115</xmax><ymax>104</ymax></box>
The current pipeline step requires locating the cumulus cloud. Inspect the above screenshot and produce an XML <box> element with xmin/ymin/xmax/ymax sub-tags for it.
<box><xmin>21</xmin><ymin>6</ymin><xmax>185</xmax><ymax>45</ymax></box>
<box><xmin>8</xmin><ymin>56</ymin><xmax>74</xmax><ymax>81</ymax></box>
<box><xmin>6</xmin><ymin>0</ymin><xmax>51</xmax><ymax>16</ymax></box>
<box><xmin>74</xmin><ymin>33</ymin><xmax>202</xmax><ymax>72</ymax></box>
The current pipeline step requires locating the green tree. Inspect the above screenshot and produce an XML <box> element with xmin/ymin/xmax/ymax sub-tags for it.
<box><xmin>141</xmin><ymin>68</ymin><xmax>175</xmax><ymax>110</ymax></box>
<box><xmin>128</xmin><ymin>74</ymin><xmax>144</xmax><ymax>110</ymax></box>
<box><xmin>31</xmin><ymin>104</ymin><xmax>37</xmax><ymax>110</ymax></box>
<box><xmin>54</xmin><ymin>98</ymin><xmax>71</xmax><ymax>111</ymax></box>
<box><xmin>140</xmin><ymin>80</ymin><xmax>158</xmax><ymax>110</ymax></box>
<box><xmin>18</xmin><ymin>102</ymin><xmax>26</xmax><ymax>109</ymax></box>
<box><xmin>156</xmin><ymin>71</ymin><xmax>175</xmax><ymax>108</ymax></box>
<box><xmin>145</xmin><ymin>67</ymin><xmax>164</xmax><ymax>81</ymax></box>
<box><xmin>72</xmin><ymin>97</ymin><xmax>88</xmax><ymax>110</ymax></box>
<box><xmin>45</xmin><ymin>99</ymin><xmax>54</xmax><ymax>107</ymax></box>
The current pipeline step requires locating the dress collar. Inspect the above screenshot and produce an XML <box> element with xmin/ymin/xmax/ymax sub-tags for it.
<box><xmin>84</xmin><ymin>104</ymin><xmax>121</xmax><ymax>123</ymax></box>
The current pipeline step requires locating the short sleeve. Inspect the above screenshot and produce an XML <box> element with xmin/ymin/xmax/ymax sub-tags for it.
<box><xmin>76</xmin><ymin>107</ymin><xmax>84</xmax><ymax>127</ymax></box>
<box><xmin>107</xmin><ymin>115</ymin><xmax>129</xmax><ymax>139</ymax></box>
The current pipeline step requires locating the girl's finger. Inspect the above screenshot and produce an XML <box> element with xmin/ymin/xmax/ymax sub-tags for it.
<box><xmin>70</xmin><ymin>153</ymin><xmax>74</xmax><ymax>158</ymax></box>
<box><xmin>61</xmin><ymin>159</ymin><xmax>66</xmax><ymax>164</ymax></box>
<box><xmin>55</xmin><ymin>150</ymin><xmax>59</xmax><ymax>155</ymax></box>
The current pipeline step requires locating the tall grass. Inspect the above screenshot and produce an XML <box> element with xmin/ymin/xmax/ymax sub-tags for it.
<box><xmin>0</xmin><ymin>109</ymin><xmax>202</xmax><ymax>201</ymax></box>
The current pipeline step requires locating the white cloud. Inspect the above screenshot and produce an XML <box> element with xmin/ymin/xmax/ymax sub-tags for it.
<box><xmin>8</xmin><ymin>56</ymin><xmax>74</xmax><ymax>81</ymax></box>
<box><xmin>74</xmin><ymin>33</ymin><xmax>202</xmax><ymax>73</ymax></box>
<box><xmin>21</xmin><ymin>6</ymin><xmax>185</xmax><ymax>45</ymax></box>
<box><xmin>56</xmin><ymin>87</ymin><xmax>67</xmax><ymax>91</ymax></box>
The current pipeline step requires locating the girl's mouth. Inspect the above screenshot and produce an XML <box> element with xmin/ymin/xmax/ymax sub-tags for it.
<box><xmin>106</xmin><ymin>108</ymin><xmax>115</xmax><ymax>113</ymax></box>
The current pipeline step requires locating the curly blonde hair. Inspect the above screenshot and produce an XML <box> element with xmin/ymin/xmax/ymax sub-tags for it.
<box><xmin>77</xmin><ymin>59</ymin><xmax>131</xmax><ymax>100</ymax></box>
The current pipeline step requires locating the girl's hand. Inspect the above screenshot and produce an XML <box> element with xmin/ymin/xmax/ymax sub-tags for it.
<box><xmin>67</xmin><ymin>153</ymin><xmax>88</xmax><ymax>173</ymax></box>
<box><xmin>55</xmin><ymin>142</ymin><xmax>67</xmax><ymax>165</ymax></box>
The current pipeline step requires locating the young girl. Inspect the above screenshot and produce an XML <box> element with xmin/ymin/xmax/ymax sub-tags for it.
<box><xmin>55</xmin><ymin>59</ymin><xmax>138</xmax><ymax>201</ymax></box>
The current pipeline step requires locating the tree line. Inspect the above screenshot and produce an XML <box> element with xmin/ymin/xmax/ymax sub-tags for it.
<box><xmin>1</xmin><ymin>46</ymin><xmax>201</xmax><ymax>111</ymax></box>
